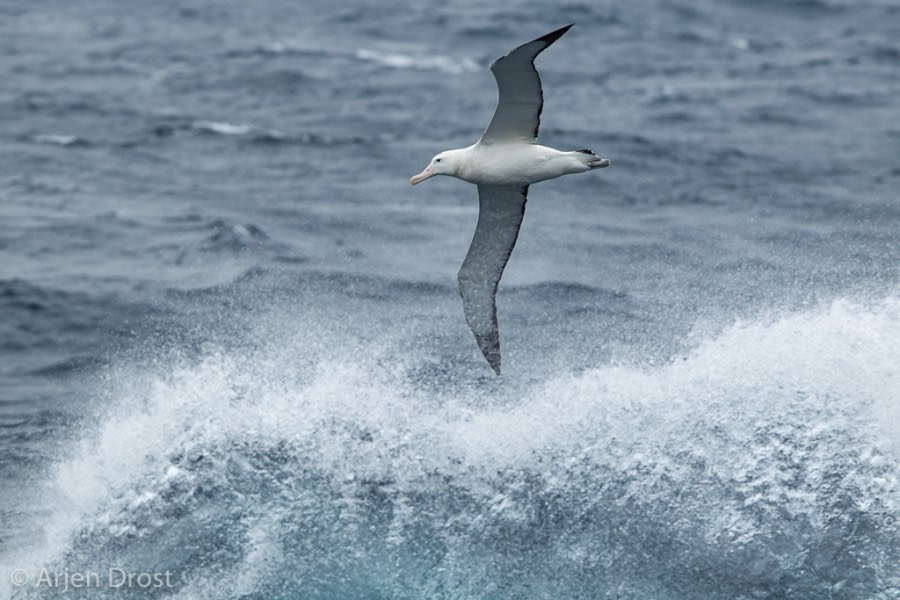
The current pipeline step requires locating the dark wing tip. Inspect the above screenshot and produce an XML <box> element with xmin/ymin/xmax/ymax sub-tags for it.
<box><xmin>474</xmin><ymin>330</ymin><xmax>502</xmax><ymax>375</ymax></box>
<box><xmin>537</xmin><ymin>23</ymin><xmax>575</xmax><ymax>47</ymax></box>
<box><xmin>489</xmin><ymin>23</ymin><xmax>575</xmax><ymax>69</ymax></box>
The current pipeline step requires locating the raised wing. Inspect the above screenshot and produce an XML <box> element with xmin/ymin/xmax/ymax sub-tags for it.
<box><xmin>480</xmin><ymin>24</ymin><xmax>573</xmax><ymax>144</ymax></box>
<box><xmin>458</xmin><ymin>185</ymin><xmax>529</xmax><ymax>374</ymax></box>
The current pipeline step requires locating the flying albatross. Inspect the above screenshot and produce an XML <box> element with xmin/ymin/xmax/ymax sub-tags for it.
<box><xmin>410</xmin><ymin>24</ymin><xmax>610</xmax><ymax>374</ymax></box>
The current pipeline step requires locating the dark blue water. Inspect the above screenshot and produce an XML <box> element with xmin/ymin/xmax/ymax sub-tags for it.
<box><xmin>1</xmin><ymin>0</ymin><xmax>899</xmax><ymax>598</ymax></box>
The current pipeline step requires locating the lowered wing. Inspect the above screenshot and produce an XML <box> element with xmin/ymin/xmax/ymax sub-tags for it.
<box><xmin>458</xmin><ymin>184</ymin><xmax>529</xmax><ymax>374</ymax></box>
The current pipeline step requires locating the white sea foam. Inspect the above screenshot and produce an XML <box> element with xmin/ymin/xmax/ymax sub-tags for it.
<box><xmin>355</xmin><ymin>48</ymin><xmax>479</xmax><ymax>75</ymax></box>
<box><xmin>32</xmin><ymin>134</ymin><xmax>83</xmax><ymax>146</ymax></box>
<box><xmin>191</xmin><ymin>121</ymin><xmax>252</xmax><ymax>135</ymax></box>
<box><xmin>6</xmin><ymin>292</ymin><xmax>899</xmax><ymax>598</ymax></box>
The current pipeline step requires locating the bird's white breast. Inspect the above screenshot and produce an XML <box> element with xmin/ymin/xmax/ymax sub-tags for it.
<box><xmin>457</xmin><ymin>142</ymin><xmax>588</xmax><ymax>186</ymax></box>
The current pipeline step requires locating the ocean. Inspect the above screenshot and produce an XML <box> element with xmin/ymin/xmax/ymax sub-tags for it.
<box><xmin>1</xmin><ymin>0</ymin><xmax>898</xmax><ymax>598</ymax></box>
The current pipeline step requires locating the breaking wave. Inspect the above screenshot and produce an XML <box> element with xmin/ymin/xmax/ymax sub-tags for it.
<box><xmin>4</xmin><ymin>293</ymin><xmax>899</xmax><ymax>599</ymax></box>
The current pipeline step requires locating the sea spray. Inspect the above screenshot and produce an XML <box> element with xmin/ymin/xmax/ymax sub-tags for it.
<box><xmin>5</xmin><ymin>294</ymin><xmax>898</xmax><ymax>599</ymax></box>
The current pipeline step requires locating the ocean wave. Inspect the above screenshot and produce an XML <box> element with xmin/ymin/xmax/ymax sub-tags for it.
<box><xmin>200</xmin><ymin>219</ymin><xmax>269</xmax><ymax>252</ymax></box>
<box><xmin>183</xmin><ymin>121</ymin><xmax>387</xmax><ymax>147</ymax></box>
<box><xmin>869</xmin><ymin>44</ymin><xmax>900</xmax><ymax>64</ymax></box>
<box><xmin>247</xmin><ymin>129</ymin><xmax>393</xmax><ymax>147</ymax></box>
<box><xmin>31</xmin><ymin>134</ymin><xmax>88</xmax><ymax>147</ymax></box>
<box><xmin>355</xmin><ymin>48</ymin><xmax>480</xmax><ymax>75</ymax></box>
<box><xmin>190</xmin><ymin>121</ymin><xmax>251</xmax><ymax>136</ymax></box>
<box><xmin>787</xmin><ymin>85</ymin><xmax>887</xmax><ymax>107</ymax></box>
<box><xmin>724</xmin><ymin>0</ymin><xmax>849</xmax><ymax>13</ymax></box>
<box><xmin>8</xmin><ymin>292</ymin><xmax>899</xmax><ymax>599</ymax></box>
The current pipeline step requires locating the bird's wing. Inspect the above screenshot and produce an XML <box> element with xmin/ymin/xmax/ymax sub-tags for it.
<box><xmin>458</xmin><ymin>184</ymin><xmax>529</xmax><ymax>374</ymax></box>
<box><xmin>480</xmin><ymin>24</ymin><xmax>573</xmax><ymax>144</ymax></box>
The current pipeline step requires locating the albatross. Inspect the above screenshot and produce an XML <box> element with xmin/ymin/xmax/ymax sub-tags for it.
<box><xmin>410</xmin><ymin>24</ymin><xmax>610</xmax><ymax>374</ymax></box>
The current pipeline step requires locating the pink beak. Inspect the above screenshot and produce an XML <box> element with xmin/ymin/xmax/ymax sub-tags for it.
<box><xmin>409</xmin><ymin>164</ymin><xmax>434</xmax><ymax>186</ymax></box>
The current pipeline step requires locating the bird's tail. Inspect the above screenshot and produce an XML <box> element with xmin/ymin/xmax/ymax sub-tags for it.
<box><xmin>574</xmin><ymin>149</ymin><xmax>611</xmax><ymax>169</ymax></box>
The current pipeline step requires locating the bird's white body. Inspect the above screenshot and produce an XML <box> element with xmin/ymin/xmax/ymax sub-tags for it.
<box><xmin>435</xmin><ymin>143</ymin><xmax>599</xmax><ymax>186</ymax></box>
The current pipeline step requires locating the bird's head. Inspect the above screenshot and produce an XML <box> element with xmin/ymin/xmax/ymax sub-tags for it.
<box><xmin>410</xmin><ymin>151</ymin><xmax>460</xmax><ymax>185</ymax></box>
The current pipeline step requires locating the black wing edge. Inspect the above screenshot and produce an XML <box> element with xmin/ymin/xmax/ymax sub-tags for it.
<box><xmin>529</xmin><ymin>24</ymin><xmax>573</xmax><ymax>140</ymax></box>
<box><xmin>535</xmin><ymin>23</ymin><xmax>575</xmax><ymax>47</ymax></box>
<box><xmin>490</xmin><ymin>23</ymin><xmax>574</xmax><ymax>68</ymax></box>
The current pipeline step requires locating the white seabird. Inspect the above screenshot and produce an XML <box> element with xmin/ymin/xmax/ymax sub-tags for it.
<box><xmin>410</xmin><ymin>24</ymin><xmax>610</xmax><ymax>374</ymax></box>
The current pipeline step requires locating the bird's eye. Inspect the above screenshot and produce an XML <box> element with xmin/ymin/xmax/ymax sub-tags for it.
<box><xmin>435</xmin><ymin>158</ymin><xmax>442</xmax><ymax>163</ymax></box>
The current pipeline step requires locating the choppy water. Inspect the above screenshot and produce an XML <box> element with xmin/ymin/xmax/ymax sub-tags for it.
<box><xmin>1</xmin><ymin>0</ymin><xmax>898</xmax><ymax>598</ymax></box>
